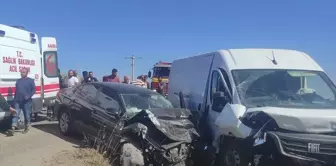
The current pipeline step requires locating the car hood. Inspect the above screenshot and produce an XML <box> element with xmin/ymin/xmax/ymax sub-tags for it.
<box><xmin>126</xmin><ymin>108</ymin><xmax>198</xmax><ymax>143</ymax></box>
<box><xmin>146</xmin><ymin>108</ymin><xmax>192</xmax><ymax>120</ymax></box>
<box><xmin>246</xmin><ymin>107</ymin><xmax>336</xmax><ymax>133</ymax></box>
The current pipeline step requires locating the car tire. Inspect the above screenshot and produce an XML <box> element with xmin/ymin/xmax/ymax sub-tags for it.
<box><xmin>58</xmin><ymin>111</ymin><xmax>73</xmax><ymax>136</ymax></box>
<box><xmin>120</xmin><ymin>143</ymin><xmax>144</xmax><ymax>166</ymax></box>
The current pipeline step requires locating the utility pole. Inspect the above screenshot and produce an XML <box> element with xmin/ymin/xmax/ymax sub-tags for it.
<box><xmin>125</xmin><ymin>55</ymin><xmax>142</xmax><ymax>81</ymax></box>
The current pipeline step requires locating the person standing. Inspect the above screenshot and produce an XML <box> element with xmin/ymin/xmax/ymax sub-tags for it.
<box><xmin>103</xmin><ymin>68</ymin><xmax>120</xmax><ymax>83</ymax></box>
<box><xmin>11</xmin><ymin>68</ymin><xmax>36</xmax><ymax>134</ymax></box>
<box><xmin>82</xmin><ymin>71</ymin><xmax>89</xmax><ymax>83</ymax></box>
<box><xmin>67</xmin><ymin>70</ymin><xmax>79</xmax><ymax>87</ymax></box>
<box><xmin>73</xmin><ymin>70</ymin><xmax>78</xmax><ymax>77</ymax></box>
<box><xmin>57</xmin><ymin>68</ymin><xmax>65</xmax><ymax>89</ymax></box>
<box><xmin>156</xmin><ymin>77</ymin><xmax>165</xmax><ymax>95</ymax></box>
<box><xmin>88</xmin><ymin>71</ymin><xmax>98</xmax><ymax>82</ymax></box>
<box><xmin>130</xmin><ymin>75</ymin><xmax>147</xmax><ymax>88</ymax></box>
<box><xmin>143</xmin><ymin>75</ymin><xmax>150</xmax><ymax>89</ymax></box>
<box><xmin>122</xmin><ymin>76</ymin><xmax>130</xmax><ymax>84</ymax></box>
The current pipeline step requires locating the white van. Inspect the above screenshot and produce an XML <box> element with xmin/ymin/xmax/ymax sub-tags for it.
<box><xmin>168</xmin><ymin>49</ymin><xmax>336</xmax><ymax>166</ymax></box>
<box><xmin>0</xmin><ymin>24</ymin><xmax>60</xmax><ymax>123</ymax></box>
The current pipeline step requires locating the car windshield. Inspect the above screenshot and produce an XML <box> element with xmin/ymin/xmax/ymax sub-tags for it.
<box><xmin>120</xmin><ymin>93</ymin><xmax>173</xmax><ymax>115</ymax></box>
<box><xmin>232</xmin><ymin>69</ymin><xmax>336</xmax><ymax>109</ymax></box>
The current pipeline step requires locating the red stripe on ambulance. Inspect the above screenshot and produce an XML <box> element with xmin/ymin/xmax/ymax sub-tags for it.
<box><xmin>0</xmin><ymin>83</ymin><xmax>59</xmax><ymax>96</ymax></box>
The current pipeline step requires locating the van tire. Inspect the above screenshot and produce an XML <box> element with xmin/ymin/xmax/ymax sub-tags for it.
<box><xmin>218</xmin><ymin>137</ymin><xmax>250</xmax><ymax>166</ymax></box>
<box><xmin>120</xmin><ymin>143</ymin><xmax>144</xmax><ymax>166</ymax></box>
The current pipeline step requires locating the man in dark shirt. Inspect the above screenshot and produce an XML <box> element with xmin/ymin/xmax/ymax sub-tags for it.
<box><xmin>57</xmin><ymin>68</ymin><xmax>65</xmax><ymax>89</ymax></box>
<box><xmin>88</xmin><ymin>71</ymin><xmax>98</xmax><ymax>82</ymax></box>
<box><xmin>12</xmin><ymin>68</ymin><xmax>36</xmax><ymax>134</ymax></box>
<box><xmin>82</xmin><ymin>71</ymin><xmax>89</xmax><ymax>83</ymax></box>
<box><xmin>103</xmin><ymin>68</ymin><xmax>120</xmax><ymax>83</ymax></box>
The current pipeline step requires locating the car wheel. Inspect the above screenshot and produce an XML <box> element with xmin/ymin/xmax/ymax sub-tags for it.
<box><xmin>120</xmin><ymin>143</ymin><xmax>144</xmax><ymax>166</ymax></box>
<box><xmin>58</xmin><ymin>111</ymin><xmax>73</xmax><ymax>135</ymax></box>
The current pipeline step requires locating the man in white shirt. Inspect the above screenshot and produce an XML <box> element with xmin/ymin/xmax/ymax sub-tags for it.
<box><xmin>67</xmin><ymin>70</ymin><xmax>79</xmax><ymax>88</ymax></box>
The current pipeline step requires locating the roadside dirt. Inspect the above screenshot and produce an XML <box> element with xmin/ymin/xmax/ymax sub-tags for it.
<box><xmin>0</xmin><ymin>120</ymin><xmax>107</xmax><ymax>166</ymax></box>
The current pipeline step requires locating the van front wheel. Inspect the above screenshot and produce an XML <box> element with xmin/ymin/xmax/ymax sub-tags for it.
<box><xmin>218</xmin><ymin>138</ymin><xmax>250</xmax><ymax>166</ymax></box>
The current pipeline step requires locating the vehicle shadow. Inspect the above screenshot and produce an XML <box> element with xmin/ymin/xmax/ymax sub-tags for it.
<box><xmin>31</xmin><ymin>115</ymin><xmax>49</xmax><ymax>123</ymax></box>
<box><xmin>32</xmin><ymin>122</ymin><xmax>83</xmax><ymax>147</ymax></box>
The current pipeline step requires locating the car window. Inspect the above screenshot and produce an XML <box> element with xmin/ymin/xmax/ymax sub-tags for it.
<box><xmin>97</xmin><ymin>88</ymin><xmax>120</xmax><ymax>111</ymax></box>
<box><xmin>77</xmin><ymin>84</ymin><xmax>99</xmax><ymax>102</ymax></box>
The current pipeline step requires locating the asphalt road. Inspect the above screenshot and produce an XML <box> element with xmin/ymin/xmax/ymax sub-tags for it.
<box><xmin>0</xmin><ymin>119</ymin><xmax>81</xmax><ymax>166</ymax></box>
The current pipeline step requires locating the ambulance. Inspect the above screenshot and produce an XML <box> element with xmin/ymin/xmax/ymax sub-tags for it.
<box><xmin>0</xmin><ymin>24</ymin><xmax>59</xmax><ymax>122</ymax></box>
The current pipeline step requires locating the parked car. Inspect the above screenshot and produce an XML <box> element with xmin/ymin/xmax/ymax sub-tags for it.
<box><xmin>55</xmin><ymin>82</ymin><xmax>199</xmax><ymax>166</ymax></box>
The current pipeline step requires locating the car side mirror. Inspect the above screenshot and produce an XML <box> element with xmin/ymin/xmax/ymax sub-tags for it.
<box><xmin>148</xmin><ymin>71</ymin><xmax>152</xmax><ymax>78</ymax></box>
<box><xmin>106</xmin><ymin>108</ymin><xmax>119</xmax><ymax>117</ymax></box>
<box><xmin>212</xmin><ymin>91</ymin><xmax>230</xmax><ymax>112</ymax></box>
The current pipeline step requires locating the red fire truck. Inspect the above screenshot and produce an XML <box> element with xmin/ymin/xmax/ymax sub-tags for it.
<box><xmin>148</xmin><ymin>61</ymin><xmax>171</xmax><ymax>95</ymax></box>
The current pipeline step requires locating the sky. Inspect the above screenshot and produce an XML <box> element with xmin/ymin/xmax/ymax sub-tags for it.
<box><xmin>1</xmin><ymin>0</ymin><xmax>336</xmax><ymax>80</ymax></box>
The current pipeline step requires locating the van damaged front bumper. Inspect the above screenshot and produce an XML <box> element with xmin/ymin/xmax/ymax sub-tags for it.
<box><xmin>267</xmin><ymin>131</ymin><xmax>336</xmax><ymax>165</ymax></box>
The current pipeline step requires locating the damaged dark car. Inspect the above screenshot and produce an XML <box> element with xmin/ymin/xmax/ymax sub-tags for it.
<box><xmin>55</xmin><ymin>82</ymin><xmax>199</xmax><ymax>166</ymax></box>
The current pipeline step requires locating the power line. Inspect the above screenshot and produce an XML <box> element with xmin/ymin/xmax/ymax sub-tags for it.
<box><xmin>125</xmin><ymin>55</ymin><xmax>142</xmax><ymax>81</ymax></box>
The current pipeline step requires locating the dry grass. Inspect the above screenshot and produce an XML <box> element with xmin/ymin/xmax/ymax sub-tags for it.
<box><xmin>46</xmin><ymin>148</ymin><xmax>109</xmax><ymax>166</ymax></box>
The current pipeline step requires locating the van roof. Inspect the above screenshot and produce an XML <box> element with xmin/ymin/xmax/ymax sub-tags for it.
<box><xmin>217</xmin><ymin>49</ymin><xmax>323</xmax><ymax>71</ymax></box>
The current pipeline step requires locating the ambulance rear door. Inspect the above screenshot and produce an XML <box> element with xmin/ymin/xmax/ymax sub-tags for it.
<box><xmin>40</xmin><ymin>37</ymin><xmax>59</xmax><ymax>106</ymax></box>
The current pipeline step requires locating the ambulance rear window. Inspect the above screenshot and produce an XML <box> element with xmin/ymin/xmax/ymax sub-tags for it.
<box><xmin>44</xmin><ymin>51</ymin><xmax>58</xmax><ymax>77</ymax></box>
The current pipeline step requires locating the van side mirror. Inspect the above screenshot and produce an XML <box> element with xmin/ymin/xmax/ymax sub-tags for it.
<box><xmin>148</xmin><ymin>71</ymin><xmax>152</xmax><ymax>78</ymax></box>
<box><xmin>212</xmin><ymin>91</ymin><xmax>230</xmax><ymax>112</ymax></box>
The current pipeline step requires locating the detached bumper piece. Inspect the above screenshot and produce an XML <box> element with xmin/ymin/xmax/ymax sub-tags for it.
<box><xmin>268</xmin><ymin>131</ymin><xmax>336</xmax><ymax>165</ymax></box>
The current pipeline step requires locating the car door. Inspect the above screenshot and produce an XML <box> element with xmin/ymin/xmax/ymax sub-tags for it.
<box><xmin>70</xmin><ymin>84</ymin><xmax>99</xmax><ymax>134</ymax></box>
<box><xmin>90</xmin><ymin>87</ymin><xmax>122</xmax><ymax>135</ymax></box>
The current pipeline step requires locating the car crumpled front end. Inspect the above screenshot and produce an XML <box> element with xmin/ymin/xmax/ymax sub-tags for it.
<box><xmin>121</xmin><ymin>108</ymin><xmax>199</xmax><ymax>165</ymax></box>
<box><xmin>241</xmin><ymin>109</ymin><xmax>336</xmax><ymax>166</ymax></box>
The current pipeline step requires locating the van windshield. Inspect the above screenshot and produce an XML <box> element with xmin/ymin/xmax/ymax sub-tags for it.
<box><xmin>232</xmin><ymin>69</ymin><xmax>336</xmax><ymax>109</ymax></box>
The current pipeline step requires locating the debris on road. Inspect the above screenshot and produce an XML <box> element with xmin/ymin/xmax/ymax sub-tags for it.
<box><xmin>46</xmin><ymin>148</ymin><xmax>109</xmax><ymax>166</ymax></box>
